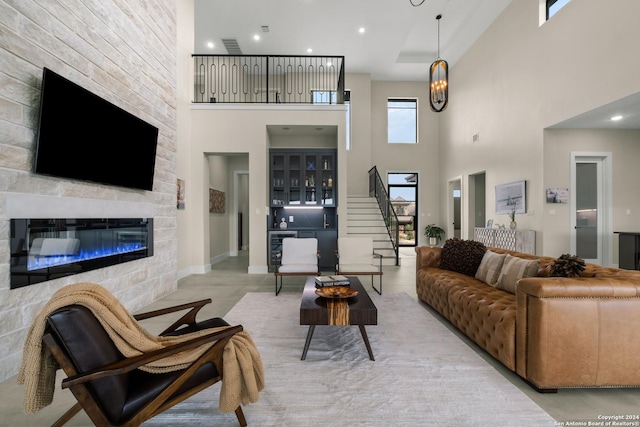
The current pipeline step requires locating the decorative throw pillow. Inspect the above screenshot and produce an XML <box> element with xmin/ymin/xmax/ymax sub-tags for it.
<box><xmin>475</xmin><ymin>250</ymin><xmax>507</xmax><ymax>286</ymax></box>
<box><xmin>496</xmin><ymin>254</ymin><xmax>540</xmax><ymax>294</ymax></box>
<box><xmin>549</xmin><ymin>254</ymin><xmax>586</xmax><ymax>277</ymax></box>
<box><xmin>439</xmin><ymin>238</ymin><xmax>487</xmax><ymax>277</ymax></box>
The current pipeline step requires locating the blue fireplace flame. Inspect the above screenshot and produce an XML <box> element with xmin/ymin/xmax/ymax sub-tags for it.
<box><xmin>28</xmin><ymin>243</ymin><xmax>146</xmax><ymax>270</ymax></box>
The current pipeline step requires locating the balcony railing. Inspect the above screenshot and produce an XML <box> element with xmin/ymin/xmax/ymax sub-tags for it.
<box><xmin>193</xmin><ymin>55</ymin><xmax>345</xmax><ymax>104</ymax></box>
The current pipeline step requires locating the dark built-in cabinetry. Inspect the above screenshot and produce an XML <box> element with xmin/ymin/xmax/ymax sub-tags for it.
<box><xmin>267</xmin><ymin>229</ymin><xmax>338</xmax><ymax>272</ymax></box>
<box><xmin>615</xmin><ymin>231</ymin><xmax>640</xmax><ymax>270</ymax></box>
<box><xmin>270</xmin><ymin>149</ymin><xmax>336</xmax><ymax>207</ymax></box>
<box><xmin>268</xmin><ymin>149</ymin><xmax>338</xmax><ymax>272</ymax></box>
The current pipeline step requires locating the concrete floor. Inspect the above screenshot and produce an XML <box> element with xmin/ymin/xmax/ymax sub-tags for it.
<box><xmin>2</xmin><ymin>247</ymin><xmax>639</xmax><ymax>425</ymax></box>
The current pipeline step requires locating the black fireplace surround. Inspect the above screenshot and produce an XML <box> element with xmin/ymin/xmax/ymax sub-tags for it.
<box><xmin>10</xmin><ymin>218</ymin><xmax>153</xmax><ymax>289</ymax></box>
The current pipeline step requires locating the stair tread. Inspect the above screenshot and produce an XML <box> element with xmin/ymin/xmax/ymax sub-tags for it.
<box><xmin>345</xmin><ymin>194</ymin><xmax>402</xmax><ymax>266</ymax></box>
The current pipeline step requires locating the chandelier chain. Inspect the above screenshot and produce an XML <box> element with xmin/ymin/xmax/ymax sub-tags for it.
<box><xmin>436</xmin><ymin>14</ymin><xmax>442</xmax><ymax>59</ymax></box>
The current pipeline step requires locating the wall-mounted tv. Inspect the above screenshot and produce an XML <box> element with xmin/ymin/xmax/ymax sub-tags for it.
<box><xmin>33</xmin><ymin>68</ymin><xmax>159</xmax><ymax>191</ymax></box>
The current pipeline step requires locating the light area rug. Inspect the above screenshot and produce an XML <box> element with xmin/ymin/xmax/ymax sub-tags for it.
<box><xmin>146</xmin><ymin>292</ymin><xmax>556</xmax><ymax>427</ymax></box>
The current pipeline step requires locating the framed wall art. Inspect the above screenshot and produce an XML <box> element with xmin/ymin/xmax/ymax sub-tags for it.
<box><xmin>209</xmin><ymin>188</ymin><xmax>225</xmax><ymax>213</ymax></box>
<box><xmin>177</xmin><ymin>179</ymin><xmax>185</xmax><ymax>210</ymax></box>
<box><xmin>495</xmin><ymin>180</ymin><xmax>526</xmax><ymax>214</ymax></box>
<box><xmin>546</xmin><ymin>188</ymin><xmax>569</xmax><ymax>204</ymax></box>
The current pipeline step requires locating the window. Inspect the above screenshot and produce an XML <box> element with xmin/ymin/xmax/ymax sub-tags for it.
<box><xmin>546</xmin><ymin>0</ymin><xmax>570</xmax><ymax>20</ymax></box>
<box><xmin>312</xmin><ymin>90</ymin><xmax>336</xmax><ymax>104</ymax></box>
<box><xmin>387</xmin><ymin>99</ymin><xmax>417</xmax><ymax>144</ymax></box>
<box><xmin>388</xmin><ymin>173</ymin><xmax>418</xmax><ymax>246</ymax></box>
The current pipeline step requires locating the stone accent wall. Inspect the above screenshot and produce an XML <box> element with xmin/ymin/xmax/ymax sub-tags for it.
<box><xmin>0</xmin><ymin>1</ymin><xmax>178</xmax><ymax>381</ymax></box>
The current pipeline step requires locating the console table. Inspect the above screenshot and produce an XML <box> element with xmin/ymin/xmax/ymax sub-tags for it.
<box><xmin>474</xmin><ymin>227</ymin><xmax>536</xmax><ymax>254</ymax></box>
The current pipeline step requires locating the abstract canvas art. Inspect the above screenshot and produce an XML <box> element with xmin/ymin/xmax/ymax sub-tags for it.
<box><xmin>209</xmin><ymin>188</ymin><xmax>225</xmax><ymax>213</ymax></box>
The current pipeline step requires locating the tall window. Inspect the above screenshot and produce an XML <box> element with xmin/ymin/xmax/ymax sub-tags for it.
<box><xmin>546</xmin><ymin>0</ymin><xmax>571</xmax><ymax>20</ymax></box>
<box><xmin>387</xmin><ymin>98</ymin><xmax>417</xmax><ymax>144</ymax></box>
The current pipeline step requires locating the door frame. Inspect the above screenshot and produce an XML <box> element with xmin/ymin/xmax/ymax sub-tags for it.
<box><xmin>232</xmin><ymin>169</ymin><xmax>249</xmax><ymax>256</ymax></box>
<box><xmin>387</xmin><ymin>172</ymin><xmax>418</xmax><ymax>247</ymax></box>
<box><xmin>569</xmin><ymin>152</ymin><xmax>612</xmax><ymax>266</ymax></box>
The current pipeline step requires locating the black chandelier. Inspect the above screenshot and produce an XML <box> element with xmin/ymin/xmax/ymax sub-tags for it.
<box><xmin>429</xmin><ymin>14</ymin><xmax>448</xmax><ymax>112</ymax></box>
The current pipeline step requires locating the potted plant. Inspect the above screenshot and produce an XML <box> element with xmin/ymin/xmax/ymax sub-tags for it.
<box><xmin>508</xmin><ymin>206</ymin><xmax>517</xmax><ymax>230</ymax></box>
<box><xmin>424</xmin><ymin>224</ymin><xmax>445</xmax><ymax>246</ymax></box>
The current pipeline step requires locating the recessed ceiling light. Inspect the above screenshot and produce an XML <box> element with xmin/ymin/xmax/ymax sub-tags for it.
<box><xmin>359</xmin><ymin>27</ymin><xmax>365</xmax><ymax>34</ymax></box>
<box><xmin>253</xmin><ymin>34</ymin><xmax>260</xmax><ymax>41</ymax></box>
<box><xmin>307</xmin><ymin>48</ymin><xmax>313</xmax><ymax>53</ymax></box>
<box><xmin>610</xmin><ymin>115</ymin><xmax>623</xmax><ymax>121</ymax></box>
<box><xmin>206</xmin><ymin>42</ymin><xmax>214</xmax><ymax>49</ymax></box>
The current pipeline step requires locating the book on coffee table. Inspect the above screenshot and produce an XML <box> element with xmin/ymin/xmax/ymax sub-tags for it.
<box><xmin>314</xmin><ymin>275</ymin><xmax>350</xmax><ymax>287</ymax></box>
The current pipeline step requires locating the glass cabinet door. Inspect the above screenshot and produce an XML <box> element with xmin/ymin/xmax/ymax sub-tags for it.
<box><xmin>288</xmin><ymin>154</ymin><xmax>302</xmax><ymax>205</ymax></box>
<box><xmin>270</xmin><ymin>149</ymin><xmax>336</xmax><ymax>207</ymax></box>
<box><xmin>271</xmin><ymin>154</ymin><xmax>286</xmax><ymax>205</ymax></box>
<box><xmin>320</xmin><ymin>154</ymin><xmax>334</xmax><ymax>206</ymax></box>
<box><xmin>304</xmin><ymin>154</ymin><xmax>318</xmax><ymax>205</ymax></box>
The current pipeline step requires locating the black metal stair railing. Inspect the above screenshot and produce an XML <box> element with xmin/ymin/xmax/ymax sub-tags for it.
<box><xmin>193</xmin><ymin>55</ymin><xmax>345</xmax><ymax>104</ymax></box>
<box><xmin>368</xmin><ymin>166</ymin><xmax>400</xmax><ymax>266</ymax></box>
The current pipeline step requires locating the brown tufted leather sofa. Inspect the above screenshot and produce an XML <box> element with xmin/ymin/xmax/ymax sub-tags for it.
<box><xmin>415</xmin><ymin>245</ymin><xmax>640</xmax><ymax>392</ymax></box>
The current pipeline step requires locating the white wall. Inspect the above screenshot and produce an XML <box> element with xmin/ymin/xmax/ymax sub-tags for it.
<box><xmin>208</xmin><ymin>155</ymin><xmax>230</xmax><ymax>264</ymax></box>
<box><xmin>440</xmin><ymin>0</ymin><xmax>640</xmax><ymax>256</ymax></box>
<box><xmin>176</xmin><ymin>0</ymin><xmax>195</xmax><ymax>277</ymax></box>
<box><xmin>0</xmin><ymin>0</ymin><xmax>178</xmax><ymax>381</ymax></box>
<box><xmin>182</xmin><ymin>106</ymin><xmax>347</xmax><ymax>274</ymax></box>
<box><xmin>345</xmin><ymin>73</ymin><xmax>373</xmax><ymax>197</ymax></box>
<box><xmin>544</xmin><ymin>129</ymin><xmax>640</xmax><ymax>262</ymax></box>
<box><xmin>370</xmin><ymin>81</ymin><xmax>441</xmax><ymax>245</ymax></box>
<box><xmin>179</xmin><ymin>75</ymin><xmax>444</xmax><ymax>265</ymax></box>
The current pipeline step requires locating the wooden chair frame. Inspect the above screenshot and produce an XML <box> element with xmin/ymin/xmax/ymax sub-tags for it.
<box><xmin>42</xmin><ymin>299</ymin><xmax>247</xmax><ymax>427</ymax></box>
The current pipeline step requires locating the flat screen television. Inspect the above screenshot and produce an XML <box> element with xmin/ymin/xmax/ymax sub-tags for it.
<box><xmin>33</xmin><ymin>68</ymin><xmax>159</xmax><ymax>191</ymax></box>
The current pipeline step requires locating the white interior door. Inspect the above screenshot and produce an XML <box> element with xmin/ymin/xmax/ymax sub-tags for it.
<box><xmin>570</xmin><ymin>153</ymin><xmax>612</xmax><ymax>265</ymax></box>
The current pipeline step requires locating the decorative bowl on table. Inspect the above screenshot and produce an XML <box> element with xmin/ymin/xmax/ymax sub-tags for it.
<box><xmin>315</xmin><ymin>286</ymin><xmax>358</xmax><ymax>299</ymax></box>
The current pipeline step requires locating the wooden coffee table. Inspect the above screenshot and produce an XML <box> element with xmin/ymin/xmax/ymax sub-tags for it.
<box><xmin>299</xmin><ymin>276</ymin><xmax>377</xmax><ymax>360</ymax></box>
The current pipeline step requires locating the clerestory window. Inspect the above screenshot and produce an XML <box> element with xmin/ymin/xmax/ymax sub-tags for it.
<box><xmin>546</xmin><ymin>0</ymin><xmax>571</xmax><ymax>20</ymax></box>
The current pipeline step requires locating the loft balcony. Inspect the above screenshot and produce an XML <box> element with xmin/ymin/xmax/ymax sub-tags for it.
<box><xmin>193</xmin><ymin>55</ymin><xmax>345</xmax><ymax>104</ymax></box>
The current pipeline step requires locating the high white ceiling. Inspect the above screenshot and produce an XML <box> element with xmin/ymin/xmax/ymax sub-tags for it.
<box><xmin>193</xmin><ymin>0</ymin><xmax>640</xmax><ymax>130</ymax></box>
<box><xmin>194</xmin><ymin>0</ymin><xmax>512</xmax><ymax>81</ymax></box>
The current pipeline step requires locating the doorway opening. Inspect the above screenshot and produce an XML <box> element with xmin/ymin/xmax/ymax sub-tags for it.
<box><xmin>232</xmin><ymin>170</ymin><xmax>249</xmax><ymax>256</ymax></box>
<box><xmin>388</xmin><ymin>172</ymin><xmax>418</xmax><ymax>247</ymax></box>
<box><xmin>448</xmin><ymin>178</ymin><xmax>462</xmax><ymax>239</ymax></box>
<box><xmin>468</xmin><ymin>172</ymin><xmax>486</xmax><ymax>237</ymax></box>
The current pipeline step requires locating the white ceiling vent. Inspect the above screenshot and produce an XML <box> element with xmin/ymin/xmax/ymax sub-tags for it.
<box><xmin>221</xmin><ymin>38</ymin><xmax>242</xmax><ymax>55</ymax></box>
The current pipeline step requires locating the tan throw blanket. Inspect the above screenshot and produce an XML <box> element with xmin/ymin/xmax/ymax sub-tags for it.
<box><xmin>17</xmin><ymin>282</ymin><xmax>264</xmax><ymax>414</ymax></box>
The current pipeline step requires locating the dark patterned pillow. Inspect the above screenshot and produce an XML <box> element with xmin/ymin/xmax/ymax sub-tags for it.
<box><xmin>439</xmin><ymin>238</ymin><xmax>487</xmax><ymax>277</ymax></box>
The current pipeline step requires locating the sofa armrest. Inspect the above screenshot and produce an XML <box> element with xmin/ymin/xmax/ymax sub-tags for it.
<box><xmin>415</xmin><ymin>246</ymin><xmax>442</xmax><ymax>272</ymax></box>
<box><xmin>517</xmin><ymin>276</ymin><xmax>640</xmax><ymax>298</ymax></box>
<box><xmin>515</xmin><ymin>276</ymin><xmax>640</xmax><ymax>390</ymax></box>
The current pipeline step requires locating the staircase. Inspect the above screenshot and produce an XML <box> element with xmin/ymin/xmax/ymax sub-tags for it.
<box><xmin>345</xmin><ymin>195</ymin><xmax>399</xmax><ymax>265</ymax></box>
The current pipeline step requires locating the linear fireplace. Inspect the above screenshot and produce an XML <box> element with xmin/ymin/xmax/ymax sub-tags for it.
<box><xmin>10</xmin><ymin>218</ymin><xmax>153</xmax><ymax>289</ymax></box>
